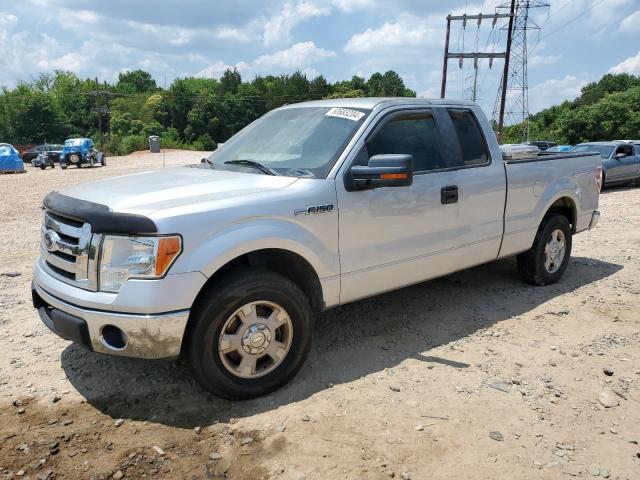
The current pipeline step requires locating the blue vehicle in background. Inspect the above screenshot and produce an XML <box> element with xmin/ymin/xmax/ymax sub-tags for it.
<box><xmin>60</xmin><ymin>138</ymin><xmax>106</xmax><ymax>169</ymax></box>
<box><xmin>0</xmin><ymin>143</ymin><xmax>25</xmax><ymax>173</ymax></box>
<box><xmin>546</xmin><ymin>145</ymin><xmax>572</xmax><ymax>153</ymax></box>
<box><xmin>572</xmin><ymin>141</ymin><xmax>640</xmax><ymax>187</ymax></box>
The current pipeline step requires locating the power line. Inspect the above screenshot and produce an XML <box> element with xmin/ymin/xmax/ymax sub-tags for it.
<box><xmin>541</xmin><ymin>0</ymin><xmax>606</xmax><ymax>39</ymax></box>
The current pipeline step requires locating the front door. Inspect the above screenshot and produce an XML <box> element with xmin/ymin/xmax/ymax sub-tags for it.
<box><xmin>336</xmin><ymin>106</ymin><xmax>505</xmax><ymax>304</ymax></box>
<box><xmin>608</xmin><ymin>143</ymin><xmax>637</xmax><ymax>181</ymax></box>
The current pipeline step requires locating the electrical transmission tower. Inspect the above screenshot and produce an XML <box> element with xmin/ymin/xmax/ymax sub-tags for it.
<box><xmin>492</xmin><ymin>0</ymin><xmax>549</xmax><ymax>142</ymax></box>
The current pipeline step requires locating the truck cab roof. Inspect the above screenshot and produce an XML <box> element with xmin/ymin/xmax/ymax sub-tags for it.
<box><xmin>278</xmin><ymin>97</ymin><xmax>478</xmax><ymax>111</ymax></box>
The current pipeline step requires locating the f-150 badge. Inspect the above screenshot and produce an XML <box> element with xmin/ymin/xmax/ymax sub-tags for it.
<box><xmin>294</xmin><ymin>204</ymin><xmax>334</xmax><ymax>215</ymax></box>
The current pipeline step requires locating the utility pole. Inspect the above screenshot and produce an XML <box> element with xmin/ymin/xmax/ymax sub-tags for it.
<box><xmin>90</xmin><ymin>79</ymin><xmax>113</xmax><ymax>151</ymax></box>
<box><xmin>95</xmin><ymin>77</ymin><xmax>103</xmax><ymax>150</ymax></box>
<box><xmin>440</xmin><ymin>12</ymin><xmax>513</xmax><ymax>99</ymax></box>
<box><xmin>497</xmin><ymin>0</ymin><xmax>516</xmax><ymax>144</ymax></box>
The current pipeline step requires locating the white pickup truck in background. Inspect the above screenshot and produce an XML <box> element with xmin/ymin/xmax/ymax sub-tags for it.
<box><xmin>33</xmin><ymin>98</ymin><xmax>602</xmax><ymax>399</ymax></box>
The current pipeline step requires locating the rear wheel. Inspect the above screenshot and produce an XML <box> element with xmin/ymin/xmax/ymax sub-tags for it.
<box><xmin>517</xmin><ymin>214</ymin><xmax>572</xmax><ymax>286</ymax></box>
<box><xmin>186</xmin><ymin>269</ymin><xmax>313</xmax><ymax>400</ymax></box>
<box><xmin>39</xmin><ymin>164</ymin><xmax>46</xmax><ymax>170</ymax></box>
<box><xmin>97</xmin><ymin>152</ymin><xmax>106</xmax><ymax>166</ymax></box>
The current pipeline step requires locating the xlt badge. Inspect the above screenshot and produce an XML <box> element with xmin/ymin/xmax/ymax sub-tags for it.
<box><xmin>294</xmin><ymin>204</ymin><xmax>334</xmax><ymax>216</ymax></box>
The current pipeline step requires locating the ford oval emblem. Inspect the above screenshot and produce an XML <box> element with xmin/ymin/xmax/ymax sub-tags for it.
<box><xmin>43</xmin><ymin>230</ymin><xmax>60</xmax><ymax>252</ymax></box>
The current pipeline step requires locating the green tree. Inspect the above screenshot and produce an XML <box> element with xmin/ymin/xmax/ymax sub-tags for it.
<box><xmin>116</xmin><ymin>70</ymin><xmax>158</xmax><ymax>94</ymax></box>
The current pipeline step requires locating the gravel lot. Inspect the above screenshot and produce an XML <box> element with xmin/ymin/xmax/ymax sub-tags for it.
<box><xmin>1</xmin><ymin>151</ymin><xmax>639</xmax><ymax>479</ymax></box>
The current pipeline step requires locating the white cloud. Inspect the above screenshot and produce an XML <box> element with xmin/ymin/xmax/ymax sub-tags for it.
<box><xmin>58</xmin><ymin>8</ymin><xmax>99</xmax><ymax>26</ymax></box>
<box><xmin>214</xmin><ymin>26</ymin><xmax>254</xmax><ymax>43</ymax></box>
<box><xmin>530</xmin><ymin>75</ymin><xmax>588</xmax><ymax>112</ymax></box>
<box><xmin>620</xmin><ymin>10</ymin><xmax>640</xmax><ymax>32</ymax></box>
<box><xmin>344</xmin><ymin>13</ymin><xmax>440</xmax><ymax>54</ymax></box>
<box><xmin>255</xmin><ymin>41</ymin><xmax>334</xmax><ymax>69</ymax></box>
<box><xmin>608</xmin><ymin>50</ymin><xmax>640</xmax><ymax>75</ymax></box>
<box><xmin>196</xmin><ymin>61</ymin><xmax>252</xmax><ymax>78</ymax></box>
<box><xmin>0</xmin><ymin>12</ymin><xmax>18</xmax><ymax>27</ymax></box>
<box><xmin>263</xmin><ymin>1</ymin><xmax>330</xmax><ymax>47</ymax></box>
<box><xmin>530</xmin><ymin>53</ymin><xmax>562</xmax><ymax>67</ymax></box>
<box><xmin>331</xmin><ymin>0</ymin><xmax>380</xmax><ymax>12</ymax></box>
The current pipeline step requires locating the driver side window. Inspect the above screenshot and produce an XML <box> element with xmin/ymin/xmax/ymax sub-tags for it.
<box><xmin>616</xmin><ymin>145</ymin><xmax>632</xmax><ymax>156</ymax></box>
<box><xmin>366</xmin><ymin>114</ymin><xmax>444</xmax><ymax>173</ymax></box>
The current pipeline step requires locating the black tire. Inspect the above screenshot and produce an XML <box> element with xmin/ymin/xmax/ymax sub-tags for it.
<box><xmin>97</xmin><ymin>152</ymin><xmax>106</xmax><ymax>166</ymax></box>
<box><xmin>60</xmin><ymin>163</ymin><xmax>67</xmax><ymax>169</ymax></box>
<box><xmin>517</xmin><ymin>214</ymin><xmax>572</xmax><ymax>286</ymax></box>
<box><xmin>186</xmin><ymin>269</ymin><xmax>313</xmax><ymax>400</ymax></box>
<box><xmin>39</xmin><ymin>164</ymin><xmax>46</xmax><ymax>170</ymax></box>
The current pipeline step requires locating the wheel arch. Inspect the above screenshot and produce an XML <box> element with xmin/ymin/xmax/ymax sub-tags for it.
<box><xmin>544</xmin><ymin>195</ymin><xmax>577</xmax><ymax>232</ymax></box>
<box><xmin>182</xmin><ymin>247</ymin><xmax>324</xmax><ymax>356</ymax></box>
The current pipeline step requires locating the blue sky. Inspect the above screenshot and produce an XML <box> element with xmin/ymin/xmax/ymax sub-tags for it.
<box><xmin>0</xmin><ymin>0</ymin><xmax>639</xmax><ymax>115</ymax></box>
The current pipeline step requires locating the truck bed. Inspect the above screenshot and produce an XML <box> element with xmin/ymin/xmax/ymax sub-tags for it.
<box><xmin>499</xmin><ymin>151</ymin><xmax>601</xmax><ymax>258</ymax></box>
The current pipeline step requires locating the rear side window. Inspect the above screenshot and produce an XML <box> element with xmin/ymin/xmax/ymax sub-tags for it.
<box><xmin>448</xmin><ymin>109</ymin><xmax>490</xmax><ymax>167</ymax></box>
<box><xmin>367</xmin><ymin>114</ymin><xmax>444</xmax><ymax>172</ymax></box>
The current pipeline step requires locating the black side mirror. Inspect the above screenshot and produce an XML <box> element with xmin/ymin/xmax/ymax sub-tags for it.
<box><xmin>348</xmin><ymin>154</ymin><xmax>413</xmax><ymax>191</ymax></box>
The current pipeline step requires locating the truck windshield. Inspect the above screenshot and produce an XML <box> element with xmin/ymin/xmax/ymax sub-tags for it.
<box><xmin>571</xmin><ymin>144</ymin><xmax>614</xmax><ymax>159</ymax></box>
<box><xmin>204</xmin><ymin>106</ymin><xmax>369</xmax><ymax>178</ymax></box>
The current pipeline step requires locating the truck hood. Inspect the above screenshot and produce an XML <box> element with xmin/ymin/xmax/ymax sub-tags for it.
<box><xmin>61</xmin><ymin>166</ymin><xmax>299</xmax><ymax>215</ymax></box>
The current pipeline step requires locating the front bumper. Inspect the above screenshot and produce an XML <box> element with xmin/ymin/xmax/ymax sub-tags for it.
<box><xmin>33</xmin><ymin>281</ymin><xmax>190</xmax><ymax>359</ymax></box>
<box><xmin>589</xmin><ymin>210</ymin><xmax>600</xmax><ymax>230</ymax></box>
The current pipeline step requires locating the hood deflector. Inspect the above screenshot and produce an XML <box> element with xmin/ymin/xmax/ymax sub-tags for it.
<box><xmin>43</xmin><ymin>191</ymin><xmax>157</xmax><ymax>234</ymax></box>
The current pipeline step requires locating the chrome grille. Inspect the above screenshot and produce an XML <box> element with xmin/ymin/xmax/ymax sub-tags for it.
<box><xmin>40</xmin><ymin>211</ymin><xmax>101</xmax><ymax>291</ymax></box>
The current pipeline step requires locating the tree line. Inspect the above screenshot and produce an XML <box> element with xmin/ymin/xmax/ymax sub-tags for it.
<box><xmin>503</xmin><ymin>73</ymin><xmax>640</xmax><ymax>144</ymax></box>
<box><xmin>3</xmin><ymin>68</ymin><xmax>637</xmax><ymax>154</ymax></box>
<box><xmin>0</xmin><ymin>69</ymin><xmax>415</xmax><ymax>155</ymax></box>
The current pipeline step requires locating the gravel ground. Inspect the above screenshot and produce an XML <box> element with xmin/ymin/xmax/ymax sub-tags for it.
<box><xmin>1</xmin><ymin>151</ymin><xmax>639</xmax><ymax>479</ymax></box>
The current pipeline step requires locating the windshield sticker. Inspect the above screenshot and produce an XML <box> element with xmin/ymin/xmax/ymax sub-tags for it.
<box><xmin>325</xmin><ymin>107</ymin><xmax>365</xmax><ymax>122</ymax></box>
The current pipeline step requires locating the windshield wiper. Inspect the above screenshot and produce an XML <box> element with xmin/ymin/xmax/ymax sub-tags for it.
<box><xmin>224</xmin><ymin>159</ymin><xmax>279</xmax><ymax>176</ymax></box>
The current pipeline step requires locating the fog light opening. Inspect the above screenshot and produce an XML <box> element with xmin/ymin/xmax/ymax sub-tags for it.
<box><xmin>101</xmin><ymin>325</ymin><xmax>128</xmax><ymax>350</ymax></box>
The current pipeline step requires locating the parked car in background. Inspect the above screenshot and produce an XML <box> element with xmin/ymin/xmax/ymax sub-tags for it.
<box><xmin>60</xmin><ymin>138</ymin><xmax>106</xmax><ymax>169</ymax></box>
<box><xmin>33</xmin><ymin>98</ymin><xmax>602</xmax><ymax>399</ymax></box>
<box><xmin>546</xmin><ymin>145</ymin><xmax>572</xmax><ymax>153</ymax></box>
<box><xmin>572</xmin><ymin>141</ymin><xmax>640</xmax><ymax>187</ymax></box>
<box><xmin>22</xmin><ymin>144</ymin><xmax>64</xmax><ymax>163</ymax></box>
<box><xmin>32</xmin><ymin>151</ymin><xmax>56</xmax><ymax>170</ymax></box>
<box><xmin>524</xmin><ymin>140</ymin><xmax>557</xmax><ymax>151</ymax></box>
<box><xmin>0</xmin><ymin>143</ymin><xmax>26</xmax><ymax>173</ymax></box>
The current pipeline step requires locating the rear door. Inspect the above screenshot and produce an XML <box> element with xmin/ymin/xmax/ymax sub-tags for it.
<box><xmin>336</xmin><ymin>106</ymin><xmax>505</xmax><ymax>304</ymax></box>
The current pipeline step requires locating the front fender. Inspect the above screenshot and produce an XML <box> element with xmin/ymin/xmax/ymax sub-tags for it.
<box><xmin>181</xmin><ymin>217</ymin><xmax>339</xmax><ymax>282</ymax></box>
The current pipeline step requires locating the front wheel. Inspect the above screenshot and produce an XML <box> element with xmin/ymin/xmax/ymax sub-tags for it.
<box><xmin>186</xmin><ymin>270</ymin><xmax>313</xmax><ymax>400</ymax></box>
<box><xmin>517</xmin><ymin>214</ymin><xmax>572</xmax><ymax>286</ymax></box>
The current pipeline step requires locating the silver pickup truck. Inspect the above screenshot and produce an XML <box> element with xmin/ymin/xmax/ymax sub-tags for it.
<box><xmin>32</xmin><ymin>98</ymin><xmax>602</xmax><ymax>399</ymax></box>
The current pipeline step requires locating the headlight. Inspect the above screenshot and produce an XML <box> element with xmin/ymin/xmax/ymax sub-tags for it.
<box><xmin>99</xmin><ymin>235</ymin><xmax>182</xmax><ymax>292</ymax></box>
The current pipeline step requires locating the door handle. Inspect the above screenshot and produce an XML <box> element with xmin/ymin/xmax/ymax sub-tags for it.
<box><xmin>441</xmin><ymin>185</ymin><xmax>459</xmax><ymax>204</ymax></box>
